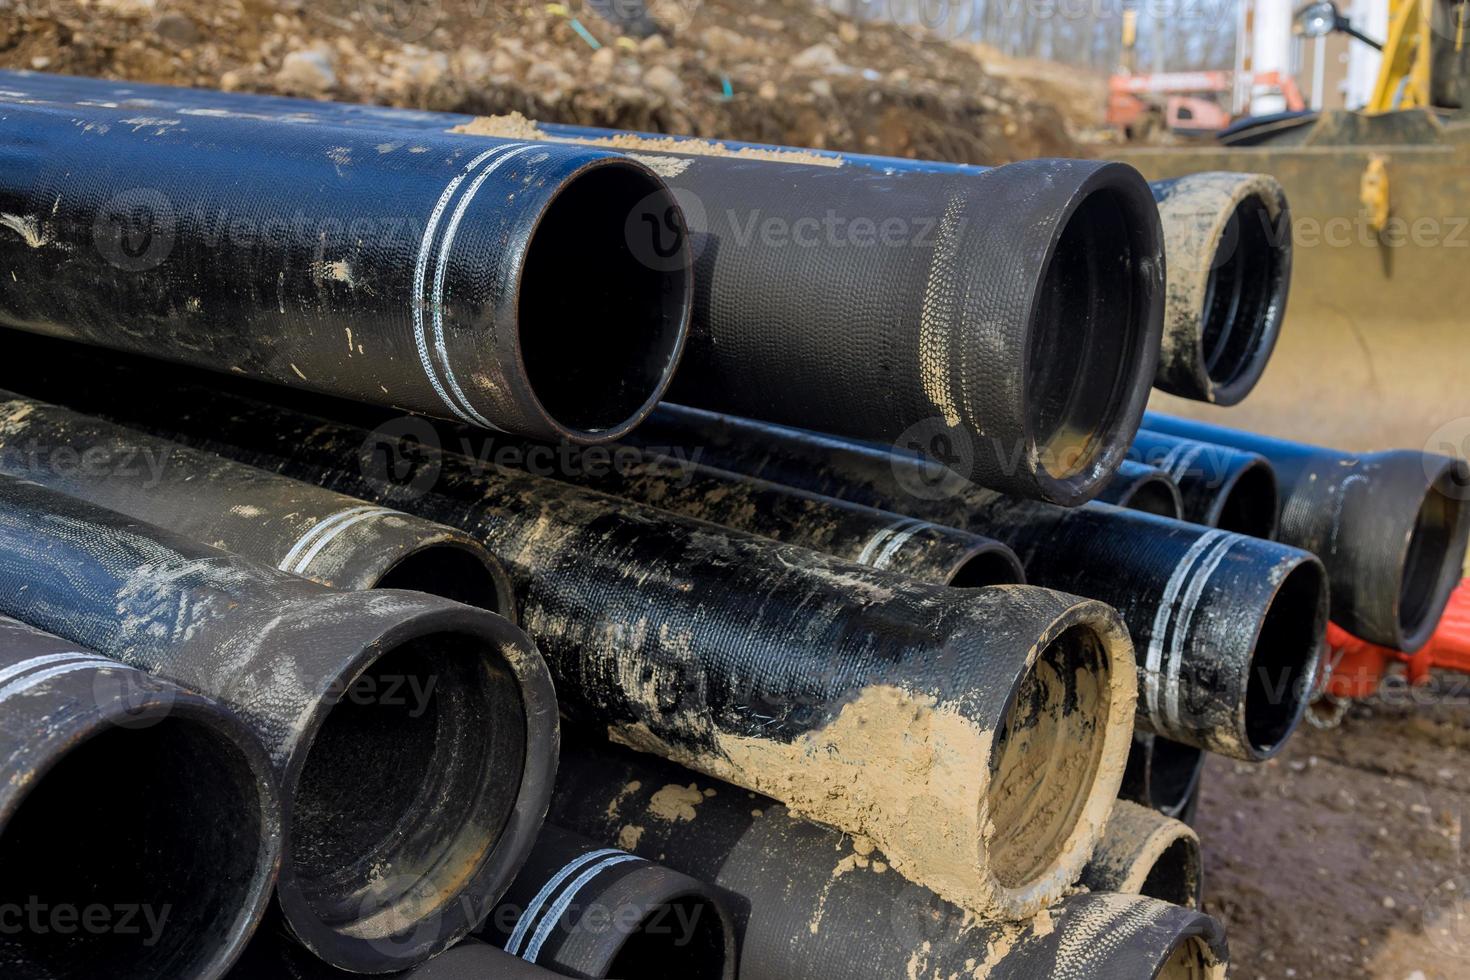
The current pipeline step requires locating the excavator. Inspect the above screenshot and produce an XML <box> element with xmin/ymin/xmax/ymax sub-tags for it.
<box><xmin>1111</xmin><ymin>0</ymin><xmax>1469</xmax><ymax>455</ymax></box>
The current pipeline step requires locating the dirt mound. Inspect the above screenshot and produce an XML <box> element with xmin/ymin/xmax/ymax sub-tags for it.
<box><xmin>0</xmin><ymin>0</ymin><xmax>1079</xmax><ymax>164</ymax></box>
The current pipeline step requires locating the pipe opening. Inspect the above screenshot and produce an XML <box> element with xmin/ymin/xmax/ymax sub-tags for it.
<box><xmin>1154</xmin><ymin>935</ymin><xmax>1219</xmax><ymax>979</ymax></box>
<box><xmin>988</xmin><ymin>623</ymin><xmax>1113</xmax><ymax>888</ymax></box>
<box><xmin>1027</xmin><ymin>187</ymin><xmax>1151</xmax><ymax>487</ymax></box>
<box><xmin>286</xmin><ymin>631</ymin><xmax>527</xmax><ymax>946</ymax></box>
<box><xmin>1212</xmin><ymin>461</ymin><xmax>1279</xmax><ymax>538</ymax></box>
<box><xmin>1150</xmin><ymin>738</ymin><xmax>1205</xmax><ymax>815</ymax></box>
<box><xmin>1139</xmin><ymin>837</ymin><xmax>1202</xmax><ymax>908</ymax></box>
<box><xmin>1198</xmin><ymin>195</ymin><xmax>1286</xmax><ymax>393</ymax></box>
<box><xmin>604</xmin><ymin>894</ymin><xmax>729</xmax><ymax>977</ymax></box>
<box><xmin>375</xmin><ymin>543</ymin><xmax>511</xmax><ymax>617</ymax></box>
<box><xmin>947</xmin><ymin>546</ymin><xmax>1026</xmax><ymax>588</ymax></box>
<box><xmin>518</xmin><ymin>161</ymin><xmax>690</xmax><ymax>438</ymax></box>
<box><xmin>1245</xmin><ymin>560</ymin><xmax>1327</xmax><ymax>754</ymax></box>
<box><xmin>0</xmin><ymin>717</ymin><xmax>267</xmax><ymax>977</ymax></box>
<box><xmin>1398</xmin><ymin>472</ymin><xmax>1465</xmax><ymax>643</ymax></box>
<box><xmin>1124</xmin><ymin>476</ymin><xmax>1184</xmax><ymax>518</ymax></box>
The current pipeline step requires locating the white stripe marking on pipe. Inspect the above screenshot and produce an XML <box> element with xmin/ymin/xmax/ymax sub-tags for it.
<box><xmin>289</xmin><ymin>508</ymin><xmax>399</xmax><ymax>576</ymax></box>
<box><xmin>523</xmin><ymin>853</ymin><xmax>644</xmax><ymax>963</ymax></box>
<box><xmin>855</xmin><ymin>518</ymin><xmax>921</xmax><ymax>567</ymax></box>
<box><xmin>412</xmin><ymin>143</ymin><xmax>526</xmax><ymax>425</ymax></box>
<box><xmin>430</xmin><ymin>143</ymin><xmax>542</xmax><ymax>432</ymax></box>
<box><xmin>0</xmin><ymin>659</ymin><xmax>119</xmax><ymax>705</ymax></box>
<box><xmin>869</xmin><ymin>520</ymin><xmax>929</xmax><ymax>570</ymax></box>
<box><xmin>505</xmin><ymin>848</ymin><xmax>625</xmax><ymax>956</ymax></box>
<box><xmin>1163</xmin><ymin>532</ymin><xmax>1243</xmax><ymax>732</ymax></box>
<box><xmin>277</xmin><ymin>505</ymin><xmax>389</xmax><ymax>573</ymax></box>
<box><xmin>1144</xmin><ymin>529</ymin><xmax>1226</xmax><ymax>729</ymax></box>
<box><xmin>1167</xmin><ymin>445</ymin><xmax>1205</xmax><ymax>483</ymax></box>
<box><xmin>0</xmin><ymin>652</ymin><xmax>106</xmax><ymax>690</ymax></box>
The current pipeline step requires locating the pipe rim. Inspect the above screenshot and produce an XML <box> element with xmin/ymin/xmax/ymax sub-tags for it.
<box><xmin>1394</xmin><ymin>456</ymin><xmax>1470</xmax><ymax>651</ymax></box>
<box><xmin>1203</xmin><ymin>457</ymin><xmax>1280</xmax><ymax>538</ymax></box>
<box><xmin>1120</xmin><ymin>470</ymin><xmax>1186</xmax><ymax>518</ymax></box>
<box><xmin>0</xmin><ymin>680</ymin><xmax>279</xmax><ymax>980</ymax></box>
<box><xmin>1193</xmin><ymin>191</ymin><xmax>1292</xmax><ymax>406</ymax></box>
<box><xmin>1153</xmin><ymin>932</ymin><xmax>1228</xmax><ymax>980</ymax></box>
<box><xmin>1240</xmin><ymin>555</ymin><xmax>1328</xmax><ymax>760</ymax></box>
<box><xmin>373</xmin><ymin>538</ymin><xmax>518</xmax><ymax>623</ymax></box>
<box><xmin>274</xmin><ymin>603</ymin><xmax>556</xmax><ymax>972</ymax></box>
<box><xmin>512</xmin><ymin>156</ymin><xmax>692</xmax><ymax>444</ymax></box>
<box><xmin>1022</xmin><ymin>163</ymin><xmax>1164</xmax><ymax>506</ymax></box>
<box><xmin>1149</xmin><ymin>738</ymin><xmax>1206</xmax><ymax>817</ymax></box>
<box><xmin>981</xmin><ymin>602</ymin><xmax>1136</xmax><ymax>915</ymax></box>
<box><xmin>945</xmin><ymin>541</ymin><xmax>1027</xmax><ymax>588</ymax></box>
<box><xmin>564</xmin><ymin>876</ymin><xmax>736</xmax><ymax>980</ymax></box>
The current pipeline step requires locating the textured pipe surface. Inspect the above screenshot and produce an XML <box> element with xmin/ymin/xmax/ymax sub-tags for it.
<box><xmin>1094</xmin><ymin>459</ymin><xmax>1185</xmax><ymax>518</ymax></box>
<box><xmin>452</xmin><ymin>433</ymin><xmax>1024</xmax><ymax>588</ymax></box>
<box><xmin>1145</xmin><ymin>414</ymin><xmax>1470</xmax><ymax>651</ymax></box>
<box><xmin>8</xmin><ymin>351</ymin><xmax>1138</xmax><ymax>921</ymax></box>
<box><xmin>632</xmin><ymin>405</ymin><xmax>1328</xmax><ymax>761</ymax></box>
<box><xmin>1078</xmin><ymin>801</ymin><xmax>1203</xmax><ymax>909</ymax></box>
<box><xmin>0</xmin><ymin>614</ymin><xmax>280</xmax><ymax>979</ymax></box>
<box><xmin>547</xmin><ymin>738</ymin><xmax>1228</xmax><ymax>980</ymax></box>
<box><xmin>1121</xmin><ymin>733</ymin><xmax>1208</xmax><ymax>820</ymax></box>
<box><xmin>0</xmin><ymin>476</ymin><xmax>558</xmax><ymax>973</ymax></box>
<box><xmin>1133</xmin><ymin>429</ymin><xmax>1280</xmax><ymax>538</ymax></box>
<box><xmin>229</xmin><ymin>930</ymin><xmax>564</xmax><ymax>979</ymax></box>
<box><xmin>0</xmin><ymin>70</ymin><xmax>1163</xmax><ymax>504</ymax></box>
<box><xmin>0</xmin><ymin>391</ymin><xmax>515</xmax><ymax>618</ymax></box>
<box><xmin>1148</xmin><ymin>173</ymin><xmax>1292</xmax><ymax>405</ymax></box>
<box><xmin>0</xmin><ymin>96</ymin><xmax>690</xmax><ymax>443</ymax></box>
<box><xmin>480</xmin><ymin>825</ymin><xmax>736</xmax><ymax>979</ymax></box>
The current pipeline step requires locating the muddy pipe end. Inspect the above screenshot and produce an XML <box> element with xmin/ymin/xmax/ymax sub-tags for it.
<box><xmin>1079</xmin><ymin>801</ymin><xmax>1202</xmax><ymax>909</ymax></box>
<box><xmin>952</xmin><ymin>159</ymin><xmax>1164</xmax><ymax>506</ymax></box>
<box><xmin>920</xmin><ymin>589</ymin><xmax>1137</xmax><ymax>919</ymax></box>
<box><xmin>1151</xmin><ymin>172</ymin><xmax>1291</xmax><ymax>406</ymax></box>
<box><xmin>508</xmin><ymin>153</ymin><xmax>691</xmax><ymax>444</ymax></box>
<box><xmin>0</xmin><ymin>646</ymin><xmax>280</xmax><ymax>979</ymax></box>
<box><xmin>266</xmin><ymin>590</ymin><xmax>559</xmax><ymax>973</ymax></box>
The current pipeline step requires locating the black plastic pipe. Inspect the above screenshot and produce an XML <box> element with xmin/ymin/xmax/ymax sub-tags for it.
<box><xmin>0</xmin><ymin>97</ymin><xmax>691</xmax><ymax>444</ymax></box>
<box><xmin>0</xmin><ymin>391</ymin><xmax>516</xmax><ymax>618</ymax></box>
<box><xmin>0</xmin><ymin>70</ymin><xmax>1162</xmax><ymax>505</ymax></box>
<box><xmin>0</xmin><ymin>476</ymin><xmax>559</xmax><ymax>973</ymax></box>
<box><xmin>449</xmin><ymin>434</ymin><xmax>1024</xmax><ymax>588</ymax></box>
<box><xmin>1094</xmin><ymin>459</ymin><xmax>1186</xmax><ymax>517</ymax></box>
<box><xmin>0</xmin><ymin>74</ymin><xmax>1293</xmax><ymax>413</ymax></box>
<box><xmin>547</xmin><ymin>738</ymin><xmax>1230</xmax><ymax>980</ymax></box>
<box><xmin>1078</xmin><ymin>801</ymin><xmax>1203</xmax><ymax>909</ymax></box>
<box><xmin>9</xmin><ymin>350</ymin><xmax>1138</xmax><ymax>921</ymax></box>
<box><xmin>1133</xmin><ymin>429</ymin><xmax>1281</xmax><ymax>538</ymax></box>
<box><xmin>1148</xmin><ymin>173</ymin><xmax>1292</xmax><ymax>405</ymax></box>
<box><xmin>631</xmin><ymin>405</ymin><xmax>1328</xmax><ymax>762</ymax></box>
<box><xmin>1145</xmin><ymin>413</ymin><xmax>1470</xmax><ymax>651</ymax></box>
<box><xmin>0</xmin><ymin>614</ymin><xmax>280</xmax><ymax>979</ymax></box>
<box><xmin>481</xmin><ymin>825</ymin><xmax>736</xmax><ymax>978</ymax></box>
<box><xmin>1120</xmin><ymin>732</ymin><xmax>1208</xmax><ymax>821</ymax></box>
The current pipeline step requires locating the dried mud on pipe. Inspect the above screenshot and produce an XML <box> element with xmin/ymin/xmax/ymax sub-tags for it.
<box><xmin>10</xmin><ymin>366</ymin><xmax>1138</xmax><ymax>920</ymax></box>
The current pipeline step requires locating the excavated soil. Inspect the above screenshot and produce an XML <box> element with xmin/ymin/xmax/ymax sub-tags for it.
<box><xmin>1198</xmin><ymin>676</ymin><xmax>1470</xmax><ymax>979</ymax></box>
<box><xmin>0</xmin><ymin>0</ymin><xmax>1081</xmax><ymax>164</ymax></box>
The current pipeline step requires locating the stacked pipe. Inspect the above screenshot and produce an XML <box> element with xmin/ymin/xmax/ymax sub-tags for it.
<box><xmin>5</xmin><ymin>69</ymin><xmax>1436</xmax><ymax>978</ymax></box>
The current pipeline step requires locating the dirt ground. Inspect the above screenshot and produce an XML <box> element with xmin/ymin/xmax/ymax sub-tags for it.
<box><xmin>0</xmin><ymin>0</ymin><xmax>1092</xmax><ymax>163</ymax></box>
<box><xmin>1199</xmin><ymin>675</ymin><xmax>1470</xmax><ymax>979</ymax></box>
